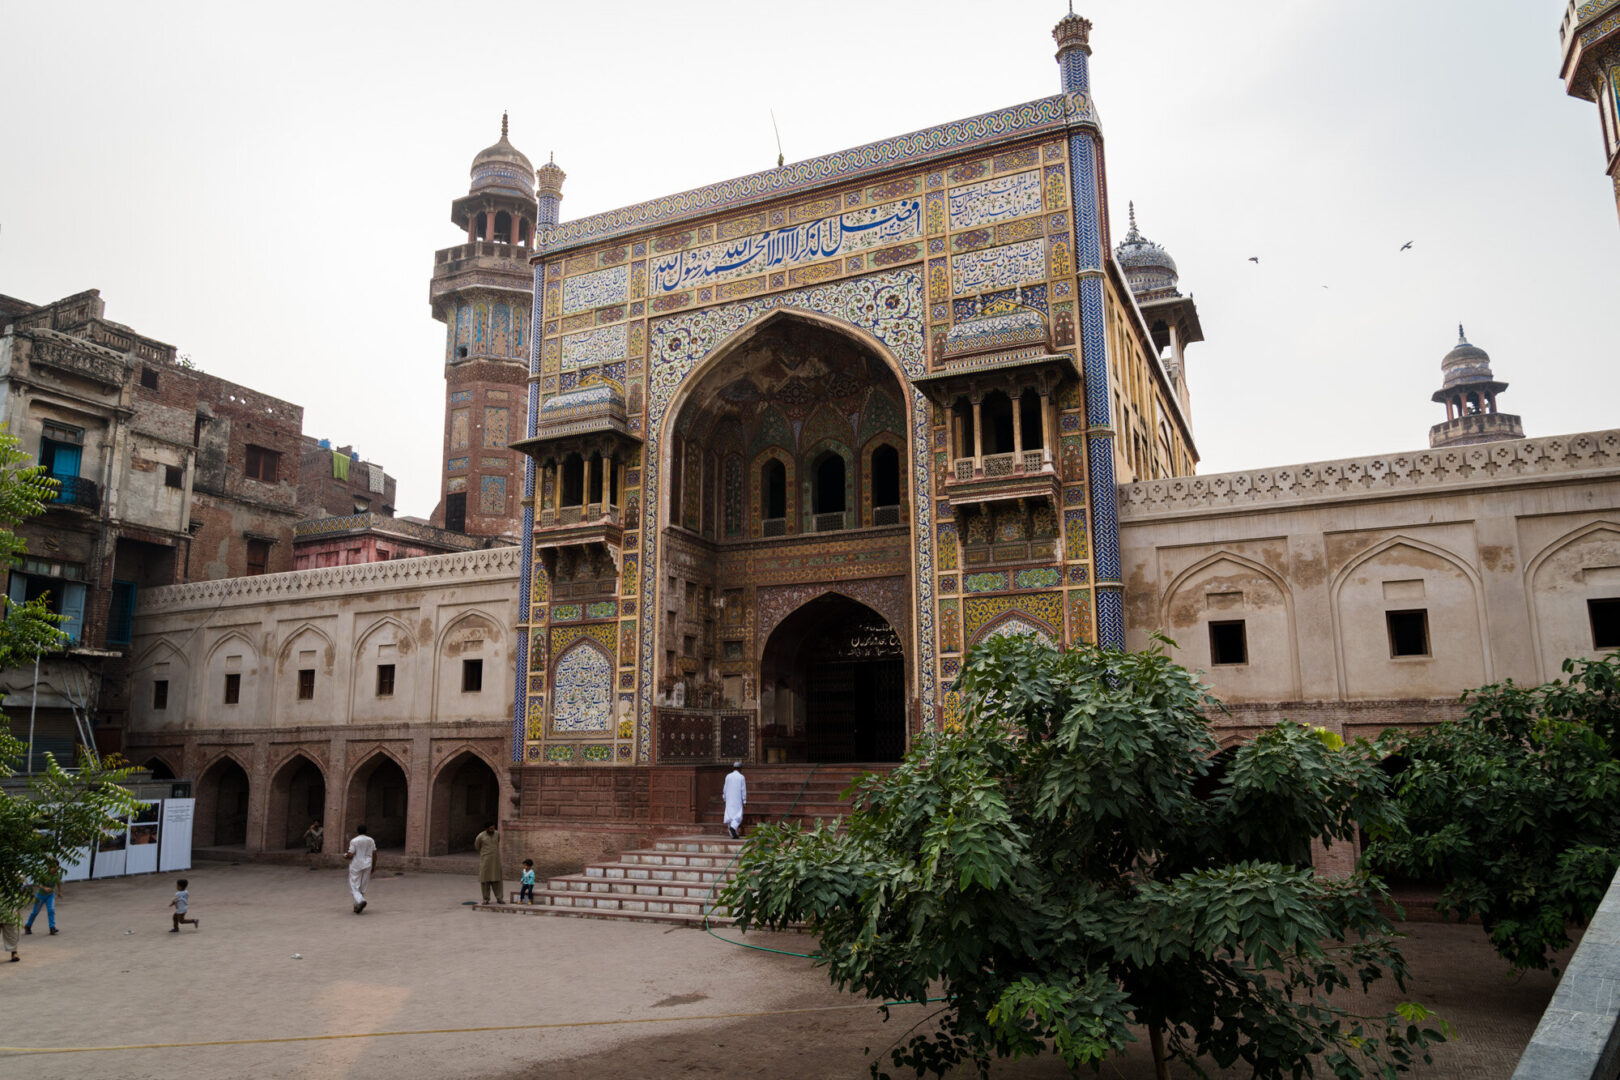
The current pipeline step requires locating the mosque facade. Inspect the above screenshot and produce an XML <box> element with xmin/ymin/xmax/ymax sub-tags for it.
<box><xmin>116</xmin><ymin>11</ymin><xmax>1620</xmax><ymax>868</ymax></box>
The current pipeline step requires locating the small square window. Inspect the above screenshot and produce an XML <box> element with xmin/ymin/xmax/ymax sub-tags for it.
<box><xmin>1209</xmin><ymin>620</ymin><xmax>1248</xmax><ymax>666</ymax></box>
<box><xmin>462</xmin><ymin>658</ymin><xmax>483</xmax><ymax>693</ymax></box>
<box><xmin>1386</xmin><ymin>610</ymin><xmax>1430</xmax><ymax>658</ymax></box>
<box><xmin>152</xmin><ymin>680</ymin><xmax>169</xmax><ymax>710</ymax></box>
<box><xmin>140</xmin><ymin>367</ymin><xmax>159</xmax><ymax>390</ymax></box>
<box><xmin>376</xmin><ymin>663</ymin><xmax>395</xmax><ymax>696</ymax></box>
<box><xmin>223</xmin><ymin>672</ymin><xmax>240</xmax><ymax>704</ymax></box>
<box><xmin>164</xmin><ymin>465</ymin><xmax>183</xmax><ymax>489</ymax></box>
<box><xmin>297</xmin><ymin>668</ymin><xmax>315</xmax><ymax>700</ymax></box>
<box><xmin>245</xmin><ymin>444</ymin><xmax>280</xmax><ymax>483</ymax></box>
<box><xmin>1590</xmin><ymin>598</ymin><xmax>1620</xmax><ymax>650</ymax></box>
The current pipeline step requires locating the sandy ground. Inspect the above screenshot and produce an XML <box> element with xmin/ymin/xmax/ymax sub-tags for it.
<box><xmin>0</xmin><ymin>861</ymin><xmax>1569</xmax><ymax>1080</ymax></box>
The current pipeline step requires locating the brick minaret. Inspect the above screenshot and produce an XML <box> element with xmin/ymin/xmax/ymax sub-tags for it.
<box><xmin>429</xmin><ymin>114</ymin><xmax>537</xmax><ymax>538</ymax></box>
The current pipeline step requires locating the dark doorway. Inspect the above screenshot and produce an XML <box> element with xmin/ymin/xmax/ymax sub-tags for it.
<box><xmin>760</xmin><ymin>593</ymin><xmax>907</xmax><ymax>763</ymax></box>
<box><xmin>271</xmin><ymin>756</ymin><xmax>326</xmax><ymax>850</ymax></box>
<box><xmin>429</xmin><ymin>752</ymin><xmax>499</xmax><ymax>855</ymax></box>
<box><xmin>348</xmin><ymin>755</ymin><xmax>408</xmax><ymax>851</ymax></box>
<box><xmin>200</xmin><ymin>758</ymin><xmax>249</xmax><ymax>847</ymax></box>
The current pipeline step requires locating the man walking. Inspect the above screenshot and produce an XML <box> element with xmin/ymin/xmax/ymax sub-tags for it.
<box><xmin>475</xmin><ymin>823</ymin><xmax>503</xmax><ymax>904</ymax></box>
<box><xmin>723</xmin><ymin>762</ymin><xmax>747</xmax><ymax>839</ymax></box>
<box><xmin>345</xmin><ymin>824</ymin><xmax>376</xmax><ymax>914</ymax></box>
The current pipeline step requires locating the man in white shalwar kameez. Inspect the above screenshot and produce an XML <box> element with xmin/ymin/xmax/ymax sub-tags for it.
<box><xmin>722</xmin><ymin>762</ymin><xmax>747</xmax><ymax>839</ymax></box>
<box><xmin>345</xmin><ymin>824</ymin><xmax>376</xmax><ymax>914</ymax></box>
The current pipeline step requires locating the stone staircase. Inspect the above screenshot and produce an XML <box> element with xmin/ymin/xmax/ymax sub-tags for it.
<box><xmin>698</xmin><ymin>763</ymin><xmax>893</xmax><ymax>830</ymax></box>
<box><xmin>475</xmin><ymin>835</ymin><xmax>743</xmax><ymax>927</ymax></box>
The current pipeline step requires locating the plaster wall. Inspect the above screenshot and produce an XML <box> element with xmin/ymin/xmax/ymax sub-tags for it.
<box><xmin>1120</xmin><ymin>430</ymin><xmax>1620</xmax><ymax>737</ymax></box>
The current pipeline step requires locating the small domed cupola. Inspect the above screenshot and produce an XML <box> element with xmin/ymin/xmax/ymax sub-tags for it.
<box><xmin>470</xmin><ymin>112</ymin><xmax>535</xmax><ymax>199</ymax></box>
<box><xmin>1113</xmin><ymin>203</ymin><xmax>1180</xmax><ymax>301</ymax></box>
<box><xmin>1429</xmin><ymin>324</ymin><xmax>1525</xmax><ymax>448</ymax></box>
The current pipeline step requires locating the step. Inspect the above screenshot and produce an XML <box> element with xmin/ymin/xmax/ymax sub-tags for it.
<box><xmin>514</xmin><ymin>887</ymin><xmax>730</xmax><ymax>918</ymax></box>
<box><xmin>475</xmin><ymin>902</ymin><xmax>736</xmax><ymax>928</ymax></box>
<box><xmin>543</xmin><ymin>873</ymin><xmax>730</xmax><ymax>901</ymax></box>
<box><xmin>574</xmin><ymin>862</ymin><xmax>731</xmax><ymax>886</ymax></box>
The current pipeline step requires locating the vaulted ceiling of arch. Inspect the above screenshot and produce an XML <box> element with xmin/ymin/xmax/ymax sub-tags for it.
<box><xmin>674</xmin><ymin>320</ymin><xmax>905</xmax><ymax>454</ymax></box>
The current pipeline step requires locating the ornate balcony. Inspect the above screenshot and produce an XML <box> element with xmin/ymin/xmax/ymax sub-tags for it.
<box><xmin>49</xmin><ymin>474</ymin><xmax>100</xmax><ymax>512</ymax></box>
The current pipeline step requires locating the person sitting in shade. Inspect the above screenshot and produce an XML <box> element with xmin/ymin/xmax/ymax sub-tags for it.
<box><xmin>723</xmin><ymin>762</ymin><xmax>747</xmax><ymax>840</ymax></box>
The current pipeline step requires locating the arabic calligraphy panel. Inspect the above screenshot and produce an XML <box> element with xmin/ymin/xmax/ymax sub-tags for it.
<box><xmin>562</xmin><ymin>264</ymin><xmax>630</xmax><ymax>316</ymax></box>
<box><xmin>561</xmin><ymin>324</ymin><xmax>627</xmax><ymax>370</ymax></box>
<box><xmin>950</xmin><ymin>239</ymin><xmax>1047</xmax><ymax>297</ymax></box>
<box><xmin>650</xmin><ymin>197</ymin><xmax>921</xmax><ymax>296</ymax></box>
<box><xmin>947</xmin><ymin>170</ymin><xmax>1043</xmax><ymax>231</ymax></box>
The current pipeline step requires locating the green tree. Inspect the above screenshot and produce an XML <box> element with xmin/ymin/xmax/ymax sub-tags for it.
<box><xmin>1367</xmin><ymin>653</ymin><xmax>1620</xmax><ymax>973</ymax></box>
<box><xmin>726</xmin><ymin>636</ymin><xmax>1444</xmax><ymax>1079</ymax></box>
<box><xmin>0</xmin><ymin>424</ymin><xmax>140</xmax><ymax>915</ymax></box>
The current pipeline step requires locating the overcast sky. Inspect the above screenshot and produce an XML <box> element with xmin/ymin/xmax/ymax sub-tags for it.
<box><xmin>2</xmin><ymin>0</ymin><xmax>1614</xmax><ymax>518</ymax></box>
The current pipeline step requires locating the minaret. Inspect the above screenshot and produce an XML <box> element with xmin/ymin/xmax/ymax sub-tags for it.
<box><xmin>1429</xmin><ymin>325</ymin><xmax>1524</xmax><ymax>448</ymax></box>
<box><xmin>1114</xmin><ymin>201</ymin><xmax>1203</xmax><ymax>421</ymax></box>
<box><xmin>1053</xmin><ymin>10</ymin><xmax>1127</xmax><ymax>649</ymax></box>
<box><xmin>429</xmin><ymin>113</ymin><xmax>537</xmax><ymax>538</ymax></box>
<box><xmin>1559</xmin><ymin>5</ymin><xmax>1620</xmax><ymax>226</ymax></box>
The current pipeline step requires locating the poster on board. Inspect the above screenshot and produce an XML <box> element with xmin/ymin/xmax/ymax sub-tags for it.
<box><xmin>159</xmin><ymin>798</ymin><xmax>194</xmax><ymax>872</ymax></box>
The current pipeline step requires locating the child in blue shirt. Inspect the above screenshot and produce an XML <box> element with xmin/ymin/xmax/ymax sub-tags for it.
<box><xmin>520</xmin><ymin>860</ymin><xmax>536</xmax><ymax>904</ymax></box>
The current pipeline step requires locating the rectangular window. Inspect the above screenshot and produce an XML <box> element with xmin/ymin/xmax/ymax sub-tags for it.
<box><xmin>164</xmin><ymin>465</ymin><xmax>183</xmax><ymax>489</ymax></box>
<box><xmin>153</xmin><ymin>680</ymin><xmax>169</xmax><ymax>710</ymax></box>
<box><xmin>39</xmin><ymin>421</ymin><xmax>85</xmax><ymax>480</ymax></box>
<box><xmin>445</xmin><ymin>491</ymin><xmax>466</xmax><ymax>532</ymax></box>
<box><xmin>8</xmin><ymin>570</ymin><xmax>87</xmax><ymax>644</ymax></box>
<box><xmin>140</xmin><ymin>367</ymin><xmax>159</xmax><ymax>390</ymax></box>
<box><xmin>1208</xmin><ymin>620</ymin><xmax>1248</xmax><ymax>666</ymax></box>
<box><xmin>297</xmin><ymin>668</ymin><xmax>315</xmax><ymax>700</ymax></box>
<box><xmin>224</xmin><ymin>672</ymin><xmax>241</xmax><ymax>704</ymax></box>
<box><xmin>245</xmin><ymin>539</ymin><xmax>270</xmax><ymax>576</ymax></box>
<box><xmin>1386</xmin><ymin>609</ymin><xmax>1431</xmax><ymax>658</ymax></box>
<box><xmin>244</xmin><ymin>444</ymin><xmax>280</xmax><ymax>483</ymax></box>
<box><xmin>462</xmin><ymin>658</ymin><xmax>483</xmax><ymax>693</ymax></box>
<box><xmin>376</xmin><ymin>663</ymin><xmax>395</xmax><ymax>696</ymax></box>
<box><xmin>1590</xmin><ymin>598</ymin><xmax>1620</xmax><ymax>650</ymax></box>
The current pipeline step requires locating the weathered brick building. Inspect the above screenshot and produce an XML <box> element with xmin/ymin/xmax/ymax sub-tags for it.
<box><xmin>296</xmin><ymin>436</ymin><xmax>397</xmax><ymax>520</ymax></box>
<box><xmin>0</xmin><ymin>289</ymin><xmax>303</xmax><ymax>765</ymax></box>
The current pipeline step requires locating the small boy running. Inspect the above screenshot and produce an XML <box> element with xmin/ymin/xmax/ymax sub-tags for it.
<box><xmin>520</xmin><ymin>859</ymin><xmax>536</xmax><ymax>904</ymax></box>
<box><xmin>169</xmin><ymin>879</ymin><xmax>200</xmax><ymax>932</ymax></box>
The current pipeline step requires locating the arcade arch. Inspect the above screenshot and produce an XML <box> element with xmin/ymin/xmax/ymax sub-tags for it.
<box><xmin>429</xmin><ymin>749</ymin><xmax>500</xmax><ymax>856</ymax></box>
<box><xmin>346</xmin><ymin>752</ymin><xmax>409</xmax><ymax>851</ymax></box>
<box><xmin>267</xmin><ymin>754</ymin><xmax>326</xmax><ymax>851</ymax></box>
<box><xmin>195</xmin><ymin>755</ymin><xmax>250</xmax><ymax>848</ymax></box>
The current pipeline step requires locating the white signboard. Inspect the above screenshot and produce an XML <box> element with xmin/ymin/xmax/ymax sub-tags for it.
<box><xmin>159</xmin><ymin>798</ymin><xmax>194</xmax><ymax>873</ymax></box>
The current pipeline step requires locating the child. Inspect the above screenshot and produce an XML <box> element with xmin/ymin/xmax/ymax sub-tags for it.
<box><xmin>168</xmin><ymin>878</ymin><xmax>200</xmax><ymax>932</ymax></box>
<box><xmin>520</xmin><ymin>860</ymin><xmax>536</xmax><ymax>904</ymax></box>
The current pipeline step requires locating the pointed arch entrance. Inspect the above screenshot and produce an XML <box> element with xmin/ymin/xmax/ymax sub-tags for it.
<box><xmin>347</xmin><ymin>753</ymin><xmax>408</xmax><ymax>851</ymax></box>
<box><xmin>196</xmin><ymin>756</ymin><xmax>249</xmax><ymax>848</ymax></box>
<box><xmin>760</xmin><ymin>594</ymin><xmax>906</xmax><ymax>763</ymax></box>
<box><xmin>268</xmin><ymin>755</ymin><xmax>326</xmax><ymax>850</ymax></box>
<box><xmin>429</xmin><ymin>750</ymin><xmax>499</xmax><ymax>856</ymax></box>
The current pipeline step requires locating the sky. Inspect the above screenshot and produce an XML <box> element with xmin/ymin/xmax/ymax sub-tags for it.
<box><xmin>2</xmin><ymin>0</ymin><xmax>1614</xmax><ymax>518</ymax></box>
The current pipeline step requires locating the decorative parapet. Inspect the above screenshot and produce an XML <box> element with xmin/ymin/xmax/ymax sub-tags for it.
<box><xmin>135</xmin><ymin>547</ymin><xmax>521</xmax><ymax>613</ymax></box>
<box><xmin>534</xmin><ymin>93</ymin><xmax>1094</xmax><ymax>253</ymax></box>
<box><xmin>1118</xmin><ymin>429</ymin><xmax>1620</xmax><ymax>521</ymax></box>
<box><xmin>22</xmin><ymin>327</ymin><xmax>129</xmax><ymax>388</ymax></box>
<box><xmin>293</xmin><ymin>512</ymin><xmax>485</xmax><ymax>550</ymax></box>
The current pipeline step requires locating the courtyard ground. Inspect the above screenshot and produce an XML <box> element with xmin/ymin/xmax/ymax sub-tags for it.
<box><xmin>0</xmin><ymin>860</ymin><xmax>1571</xmax><ymax>1079</ymax></box>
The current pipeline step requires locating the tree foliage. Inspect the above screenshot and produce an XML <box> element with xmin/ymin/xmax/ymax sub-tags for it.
<box><xmin>0</xmin><ymin>423</ymin><xmax>141</xmax><ymax>915</ymax></box>
<box><xmin>1367</xmin><ymin>653</ymin><xmax>1620</xmax><ymax>973</ymax></box>
<box><xmin>726</xmin><ymin>636</ymin><xmax>1444</xmax><ymax>1078</ymax></box>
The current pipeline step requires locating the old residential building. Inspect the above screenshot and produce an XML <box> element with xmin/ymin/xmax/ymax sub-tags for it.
<box><xmin>0</xmin><ymin>290</ymin><xmax>302</xmax><ymax>766</ymax></box>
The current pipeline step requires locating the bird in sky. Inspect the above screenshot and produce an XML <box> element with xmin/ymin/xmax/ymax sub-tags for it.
<box><xmin>1400</xmin><ymin>241</ymin><xmax>1414</xmax><ymax>251</ymax></box>
<box><xmin>1248</xmin><ymin>256</ymin><xmax>1259</xmax><ymax>263</ymax></box>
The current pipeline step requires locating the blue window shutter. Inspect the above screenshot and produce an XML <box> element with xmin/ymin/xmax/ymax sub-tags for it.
<box><xmin>7</xmin><ymin>574</ymin><xmax>26</xmax><ymax>606</ymax></box>
<box><xmin>60</xmin><ymin>581</ymin><xmax>86</xmax><ymax>644</ymax></box>
<box><xmin>52</xmin><ymin>443</ymin><xmax>81</xmax><ymax>478</ymax></box>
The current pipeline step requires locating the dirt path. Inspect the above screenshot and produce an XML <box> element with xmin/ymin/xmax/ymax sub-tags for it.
<box><xmin>0</xmin><ymin>862</ymin><xmax>1565</xmax><ymax>1079</ymax></box>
